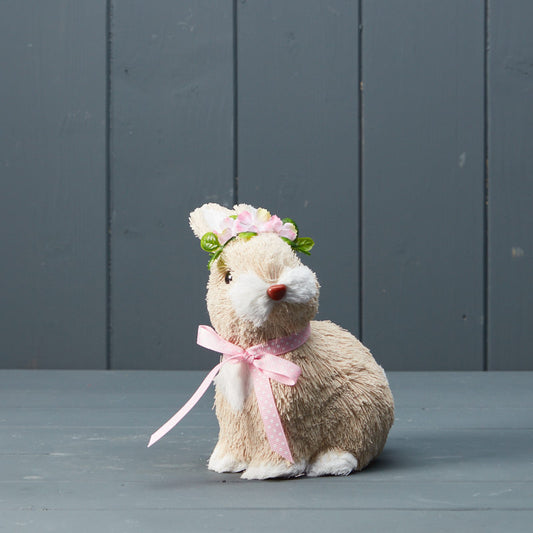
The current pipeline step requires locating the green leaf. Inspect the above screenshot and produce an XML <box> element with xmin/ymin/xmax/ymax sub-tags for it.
<box><xmin>282</xmin><ymin>217</ymin><xmax>299</xmax><ymax>236</ymax></box>
<box><xmin>200</xmin><ymin>232</ymin><xmax>221</xmax><ymax>253</ymax></box>
<box><xmin>293</xmin><ymin>237</ymin><xmax>314</xmax><ymax>255</ymax></box>
<box><xmin>207</xmin><ymin>248</ymin><xmax>223</xmax><ymax>270</ymax></box>
<box><xmin>281</xmin><ymin>235</ymin><xmax>314</xmax><ymax>255</ymax></box>
<box><xmin>238</xmin><ymin>231</ymin><xmax>257</xmax><ymax>241</ymax></box>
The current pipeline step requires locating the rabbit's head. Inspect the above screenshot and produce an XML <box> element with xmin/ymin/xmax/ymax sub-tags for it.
<box><xmin>190</xmin><ymin>203</ymin><xmax>319</xmax><ymax>346</ymax></box>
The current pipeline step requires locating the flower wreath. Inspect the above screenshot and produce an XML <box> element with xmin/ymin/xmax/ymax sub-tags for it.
<box><xmin>200</xmin><ymin>208</ymin><xmax>314</xmax><ymax>269</ymax></box>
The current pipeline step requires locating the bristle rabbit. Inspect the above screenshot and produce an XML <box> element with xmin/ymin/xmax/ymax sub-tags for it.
<box><xmin>186</xmin><ymin>203</ymin><xmax>394</xmax><ymax>479</ymax></box>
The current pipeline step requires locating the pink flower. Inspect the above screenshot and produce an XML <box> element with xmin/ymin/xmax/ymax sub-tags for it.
<box><xmin>217</xmin><ymin>217</ymin><xmax>237</xmax><ymax>245</ymax></box>
<box><xmin>262</xmin><ymin>215</ymin><xmax>297</xmax><ymax>241</ymax></box>
<box><xmin>234</xmin><ymin>211</ymin><xmax>257</xmax><ymax>234</ymax></box>
<box><xmin>278</xmin><ymin>221</ymin><xmax>297</xmax><ymax>241</ymax></box>
<box><xmin>214</xmin><ymin>208</ymin><xmax>297</xmax><ymax>244</ymax></box>
<box><xmin>262</xmin><ymin>215</ymin><xmax>282</xmax><ymax>233</ymax></box>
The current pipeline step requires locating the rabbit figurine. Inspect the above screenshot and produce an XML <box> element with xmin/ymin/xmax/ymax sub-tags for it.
<box><xmin>149</xmin><ymin>202</ymin><xmax>394</xmax><ymax>480</ymax></box>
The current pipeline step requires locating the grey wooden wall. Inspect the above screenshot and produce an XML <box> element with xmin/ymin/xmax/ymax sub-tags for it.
<box><xmin>1</xmin><ymin>1</ymin><xmax>532</xmax><ymax>371</ymax></box>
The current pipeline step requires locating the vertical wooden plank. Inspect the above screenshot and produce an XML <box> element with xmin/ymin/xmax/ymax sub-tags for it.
<box><xmin>487</xmin><ymin>1</ymin><xmax>533</xmax><ymax>370</ymax></box>
<box><xmin>0</xmin><ymin>1</ymin><xmax>106</xmax><ymax>368</ymax></box>
<box><xmin>238</xmin><ymin>0</ymin><xmax>360</xmax><ymax>335</ymax></box>
<box><xmin>362</xmin><ymin>1</ymin><xmax>485</xmax><ymax>370</ymax></box>
<box><xmin>110</xmin><ymin>1</ymin><xmax>234</xmax><ymax>369</ymax></box>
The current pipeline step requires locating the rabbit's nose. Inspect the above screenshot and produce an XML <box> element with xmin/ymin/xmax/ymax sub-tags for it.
<box><xmin>267</xmin><ymin>284</ymin><xmax>287</xmax><ymax>301</ymax></box>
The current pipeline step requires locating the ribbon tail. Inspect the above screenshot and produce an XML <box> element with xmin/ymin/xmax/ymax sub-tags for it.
<box><xmin>252</xmin><ymin>369</ymin><xmax>294</xmax><ymax>464</ymax></box>
<box><xmin>147</xmin><ymin>363</ymin><xmax>222</xmax><ymax>448</ymax></box>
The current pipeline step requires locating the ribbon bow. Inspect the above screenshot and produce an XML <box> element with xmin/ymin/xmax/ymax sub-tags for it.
<box><xmin>147</xmin><ymin>324</ymin><xmax>309</xmax><ymax>463</ymax></box>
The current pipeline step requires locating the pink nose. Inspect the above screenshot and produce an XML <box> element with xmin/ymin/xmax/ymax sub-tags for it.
<box><xmin>267</xmin><ymin>284</ymin><xmax>287</xmax><ymax>301</ymax></box>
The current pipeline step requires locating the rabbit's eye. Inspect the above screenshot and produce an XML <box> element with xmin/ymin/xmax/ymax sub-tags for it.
<box><xmin>224</xmin><ymin>271</ymin><xmax>233</xmax><ymax>284</ymax></box>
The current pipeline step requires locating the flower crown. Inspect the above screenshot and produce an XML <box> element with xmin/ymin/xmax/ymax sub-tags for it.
<box><xmin>200</xmin><ymin>208</ymin><xmax>314</xmax><ymax>269</ymax></box>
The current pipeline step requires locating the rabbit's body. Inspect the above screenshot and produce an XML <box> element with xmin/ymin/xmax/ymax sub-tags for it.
<box><xmin>210</xmin><ymin>319</ymin><xmax>394</xmax><ymax>479</ymax></box>
<box><xmin>188</xmin><ymin>203</ymin><xmax>394</xmax><ymax>479</ymax></box>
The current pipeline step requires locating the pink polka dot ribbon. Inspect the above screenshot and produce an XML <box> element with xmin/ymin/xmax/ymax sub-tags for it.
<box><xmin>147</xmin><ymin>324</ymin><xmax>310</xmax><ymax>463</ymax></box>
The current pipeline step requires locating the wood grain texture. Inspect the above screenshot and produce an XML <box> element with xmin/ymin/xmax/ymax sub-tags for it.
<box><xmin>487</xmin><ymin>1</ymin><xmax>533</xmax><ymax>370</ymax></box>
<box><xmin>0</xmin><ymin>1</ymin><xmax>107</xmax><ymax>368</ymax></box>
<box><xmin>237</xmin><ymin>0</ymin><xmax>361</xmax><ymax>336</ymax></box>
<box><xmin>109</xmin><ymin>0</ymin><xmax>234</xmax><ymax>369</ymax></box>
<box><xmin>1</xmin><ymin>2</ymin><xmax>532</xmax><ymax>372</ymax></box>
<box><xmin>1</xmin><ymin>370</ymin><xmax>532</xmax><ymax>532</ymax></box>
<box><xmin>361</xmin><ymin>0</ymin><xmax>485</xmax><ymax>370</ymax></box>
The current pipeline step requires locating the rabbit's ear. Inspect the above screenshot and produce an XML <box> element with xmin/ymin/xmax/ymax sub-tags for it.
<box><xmin>189</xmin><ymin>203</ymin><xmax>234</xmax><ymax>239</ymax></box>
<box><xmin>233</xmin><ymin>203</ymin><xmax>257</xmax><ymax>215</ymax></box>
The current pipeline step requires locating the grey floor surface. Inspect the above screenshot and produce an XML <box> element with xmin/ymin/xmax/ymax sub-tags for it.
<box><xmin>1</xmin><ymin>370</ymin><xmax>532</xmax><ymax>532</ymax></box>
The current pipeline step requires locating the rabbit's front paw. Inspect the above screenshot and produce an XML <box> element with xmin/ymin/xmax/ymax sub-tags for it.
<box><xmin>208</xmin><ymin>445</ymin><xmax>247</xmax><ymax>473</ymax></box>
<box><xmin>306</xmin><ymin>450</ymin><xmax>358</xmax><ymax>477</ymax></box>
<box><xmin>241</xmin><ymin>459</ymin><xmax>307</xmax><ymax>480</ymax></box>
